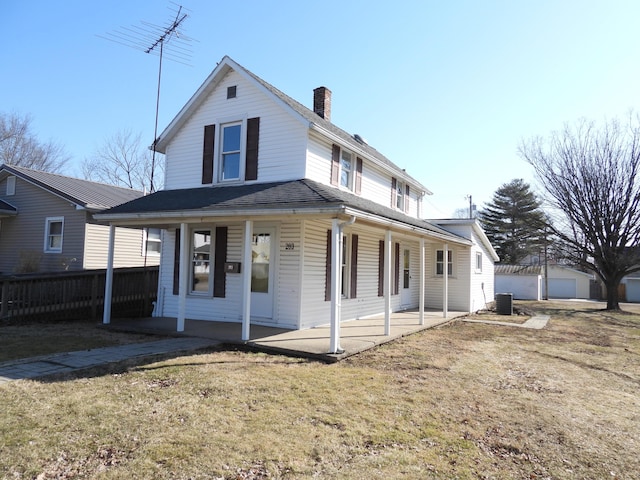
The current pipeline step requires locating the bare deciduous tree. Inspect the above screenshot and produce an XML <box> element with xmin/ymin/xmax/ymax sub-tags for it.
<box><xmin>0</xmin><ymin>112</ymin><xmax>69</xmax><ymax>172</ymax></box>
<box><xmin>82</xmin><ymin>129</ymin><xmax>163</xmax><ymax>192</ymax></box>
<box><xmin>520</xmin><ymin>115</ymin><xmax>640</xmax><ymax>310</ymax></box>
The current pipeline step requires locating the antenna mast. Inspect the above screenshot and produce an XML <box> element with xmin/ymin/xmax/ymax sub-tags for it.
<box><xmin>100</xmin><ymin>3</ymin><xmax>194</xmax><ymax>192</ymax></box>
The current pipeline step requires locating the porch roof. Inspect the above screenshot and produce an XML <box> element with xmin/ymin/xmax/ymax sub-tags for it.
<box><xmin>95</xmin><ymin>178</ymin><xmax>471</xmax><ymax>245</ymax></box>
<box><xmin>0</xmin><ymin>199</ymin><xmax>17</xmax><ymax>217</ymax></box>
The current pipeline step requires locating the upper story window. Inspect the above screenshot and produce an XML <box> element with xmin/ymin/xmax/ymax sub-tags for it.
<box><xmin>340</xmin><ymin>151</ymin><xmax>353</xmax><ymax>189</ymax></box>
<box><xmin>221</xmin><ymin>123</ymin><xmax>242</xmax><ymax>181</ymax></box>
<box><xmin>227</xmin><ymin>85</ymin><xmax>237</xmax><ymax>99</ymax></box>
<box><xmin>44</xmin><ymin>217</ymin><xmax>64</xmax><ymax>253</ymax></box>
<box><xmin>331</xmin><ymin>144</ymin><xmax>362</xmax><ymax>194</ymax></box>
<box><xmin>396</xmin><ymin>180</ymin><xmax>405</xmax><ymax>210</ymax></box>
<box><xmin>6</xmin><ymin>176</ymin><xmax>16</xmax><ymax>196</ymax></box>
<box><xmin>202</xmin><ymin>118</ymin><xmax>260</xmax><ymax>185</ymax></box>
<box><xmin>476</xmin><ymin>252</ymin><xmax>483</xmax><ymax>272</ymax></box>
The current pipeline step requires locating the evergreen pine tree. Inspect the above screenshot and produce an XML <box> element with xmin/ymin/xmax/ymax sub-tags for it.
<box><xmin>478</xmin><ymin>179</ymin><xmax>547</xmax><ymax>264</ymax></box>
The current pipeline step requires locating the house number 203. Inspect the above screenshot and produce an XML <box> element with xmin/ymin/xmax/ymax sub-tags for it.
<box><xmin>285</xmin><ymin>242</ymin><xmax>295</xmax><ymax>251</ymax></box>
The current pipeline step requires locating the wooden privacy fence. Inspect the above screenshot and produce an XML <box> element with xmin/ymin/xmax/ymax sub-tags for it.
<box><xmin>0</xmin><ymin>266</ymin><xmax>159</xmax><ymax>322</ymax></box>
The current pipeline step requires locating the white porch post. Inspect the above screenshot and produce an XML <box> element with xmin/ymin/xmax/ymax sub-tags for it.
<box><xmin>384</xmin><ymin>229</ymin><xmax>392</xmax><ymax>336</ymax></box>
<box><xmin>177</xmin><ymin>224</ymin><xmax>188</xmax><ymax>332</ymax></box>
<box><xmin>102</xmin><ymin>224</ymin><xmax>116</xmax><ymax>325</ymax></box>
<box><xmin>329</xmin><ymin>219</ymin><xmax>343</xmax><ymax>353</ymax></box>
<box><xmin>242</xmin><ymin>220</ymin><xmax>253</xmax><ymax>342</ymax></box>
<box><xmin>419</xmin><ymin>237</ymin><xmax>425</xmax><ymax>325</ymax></box>
<box><xmin>443</xmin><ymin>243</ymin><xmax>449</xmax><ymax>318</ymax></box>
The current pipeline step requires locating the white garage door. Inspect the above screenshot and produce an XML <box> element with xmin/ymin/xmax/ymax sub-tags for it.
<box><xmin>548</xmin><ymin>278</ymin><xmax>577</xmax><ymax>298</ymax></box>
<box><xmin>626</xmin><ymin>279</ymin><xmax>640</xmax><ymax>303</ymax></box>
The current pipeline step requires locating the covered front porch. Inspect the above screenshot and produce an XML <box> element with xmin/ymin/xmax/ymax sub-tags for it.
<box><xmin>108</xmin><ymin>308</ymin><xmax>467</xmax><ymax>362</ymax></box>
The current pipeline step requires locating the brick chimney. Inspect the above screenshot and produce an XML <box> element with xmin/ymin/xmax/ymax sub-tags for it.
<box><xmin>313</xmin><ymin>86</ymin><xmax>331</xmax><ymax>121</ymax></box>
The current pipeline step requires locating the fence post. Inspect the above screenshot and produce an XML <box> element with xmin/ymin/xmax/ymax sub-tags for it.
<box><xmin>1</xmin><ymin>280</ymin><xmax>8</xmax><ymax>320</ymax></box>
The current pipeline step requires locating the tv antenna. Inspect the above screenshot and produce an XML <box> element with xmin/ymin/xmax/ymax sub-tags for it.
<box><xmin>99</xmin><ymin>3</ymin><xmax>194</xmax><ymax>192</ymax></box>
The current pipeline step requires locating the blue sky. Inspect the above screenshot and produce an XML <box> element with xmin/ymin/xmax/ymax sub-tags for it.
<box><xmin>2</xmin><ymin>0</ymin><xmax>639</xmax><ymax>217</ymax></box>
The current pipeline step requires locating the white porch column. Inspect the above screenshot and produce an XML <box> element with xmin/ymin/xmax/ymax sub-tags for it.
<box><xmin>419</xmin><ymin>237</ymin><xmax>425</xmax><ymax>325</ymax></box>
<box><xmin>177</xmin><ymin>224</ymin><xmax>188</xmax><ymax>332</ymax></box>
<box><xmin>384</xmin><ymin>229</ymin><xmax>392</xmax><ymax>336</ymax></box>
<box><xmin>329</xmin><ymin>219</ymin><xmax>343</xmax><ymax>353</ymax></box>
<box><xmin>241</xmin><ymin>220</ymin><xmax>253</xmax><ymax>342</ymax></box>
<box><xmin>102</xmin><ymin>224</ymin><xmax>116</xmax><ymax>324</ymax></box>
<box><xmin>443</xmin><ymin>243</ymin><xmax>449</xmax><ymax>318</ymax></box>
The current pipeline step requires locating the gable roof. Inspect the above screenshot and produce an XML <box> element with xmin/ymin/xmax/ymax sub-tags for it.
<box><xmin>154</xmin><ymin>56</ymin><xmax>429</xmax><ymax>194</ymax></box>
<box><xmin>96</xmin><ymin>178</ymin><xmax>470</xmax><ymax>246</ymax></box>
<box><xmin>0</xmin><ymin>164</ymin><xmax>144</xmax><ymax>212</ymax></box>
<box><xmin>0</xmin><ymin>199</ymin><xmax>17</xmax><ymax>216</ymax></box>
<box><xmin>431</xmin><ymin>218</ymin><xmax>500</xmax><ymax>262</ymax></box>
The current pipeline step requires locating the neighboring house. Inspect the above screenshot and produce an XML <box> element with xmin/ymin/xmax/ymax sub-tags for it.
<box><xmin>0</xmin><ymin>164</ymin><xmax>160</xmax><ymax>274</ymax></box>
<box><xmin>95</xmin><ymin>56</ymin><xmax>498</xmax><ymax>350</ymax></box>
<box><xmin>495</xmin><ymin>265</ymin><xmax>543</xmax><ymax>300</ymax></box>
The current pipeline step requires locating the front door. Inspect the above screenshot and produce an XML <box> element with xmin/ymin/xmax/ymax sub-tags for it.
<box><xmin>250</xmin><ymin>227</ymin><xmax>275</xmax><ymax>320</ymax></box>
<box><xmin>401</xmin><ymin>248</ymin><xmax>412</xmax><ymax>308</ymax></box>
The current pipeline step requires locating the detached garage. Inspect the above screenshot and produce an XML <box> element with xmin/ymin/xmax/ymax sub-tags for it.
<box><xmin>545</xmin><ymin>265</ymin><xmax>593</xmax><ymax>299</ymax></box>
<box><xmin>623</xmin><ymin>275</ymin><xmax>640</xmax><ymax>303</ymax></box>
<box><xmin>494</xmin><ymin>265</ymin><xmax>543</xmax><ymax>300</ymax></box>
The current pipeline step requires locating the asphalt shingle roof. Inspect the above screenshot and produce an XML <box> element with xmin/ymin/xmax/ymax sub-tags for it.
<box><xmin>0</xmin><ymin>165</ymin><xmax>144</xmax><ymax>211</ymax></box>
<box><xmin>495</xmin><ymin>265</ymin><xmax>543</xmax><ymax>275</ymax></box>
<box><xmin>100</xmin><ymin>178</ymin><xmax>463</xmax><ymax>240</ymax></box>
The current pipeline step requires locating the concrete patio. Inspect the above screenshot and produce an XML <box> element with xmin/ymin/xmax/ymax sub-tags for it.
<box><xmin>108</xmin><ymin>309</ymin><xmax>467</xmax><ymax>362</ymax></box>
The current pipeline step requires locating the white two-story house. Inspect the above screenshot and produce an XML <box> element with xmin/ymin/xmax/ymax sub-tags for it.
<box><xmin>96</xmin><ymin>56</ymin><xmax>497</xmax><ymax>352</ymax></box>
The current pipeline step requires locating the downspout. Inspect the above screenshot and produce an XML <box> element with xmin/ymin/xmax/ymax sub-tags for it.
<box><xmin>329</xmin><ymin>215</ymin><xmax>356</xmax><ymax>354</ymax></box>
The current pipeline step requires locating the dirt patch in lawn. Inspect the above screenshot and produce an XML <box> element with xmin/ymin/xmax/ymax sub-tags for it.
<box><xmin>1</xmin><ymin>300</ymin><xmax>639</xmax><ymax>479</ymax></box>
<box><xmin>0</xmin><ymin>320</ymin><xmax>159</xmax><ymax>363</ymax></box>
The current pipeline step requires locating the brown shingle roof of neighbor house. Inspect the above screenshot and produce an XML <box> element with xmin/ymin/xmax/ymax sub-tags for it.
<box><xmin>494</xmin><ymin>264</ymin><xmax>543</xmax><ymax>275</ymax></box>
<box><xmin>97</xmin><ymin>178</ymin><xmax>469</xmax><ymax>244</ymax></box>
<box><xmin>0</xmin><ymin>164</ymin><xmax>144</xmax><ymax>211</ymax></box>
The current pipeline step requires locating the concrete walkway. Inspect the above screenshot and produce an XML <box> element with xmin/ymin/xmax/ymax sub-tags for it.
<box><xmin>0</xmin><ymin>337</ymin><xmax>218</xmax><ymax>385</ymax></box>
<box><xmin>461</xmin><ymin>315</ymin><xmax>550</xmax><ymax>329</ymax></box>
<box><xmin>0</xmin><ymin>309</ymin><xmax>465</xmax><ymax>384</ymax></box>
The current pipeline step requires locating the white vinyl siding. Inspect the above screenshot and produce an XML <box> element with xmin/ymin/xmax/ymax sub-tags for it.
<box><xmin>164</xmin><ymin>69</ymin><xmax>307</xmax><ymax>190</ymax></box>
<box><xmin>83</xmin><ymin>224</ymin><xmax>160</xmax><ymax>269</ymax></box>
<box><xmin>277</xmin><ymin>220</ymin><xmax>302</xmax><ymax>328</ymax></box>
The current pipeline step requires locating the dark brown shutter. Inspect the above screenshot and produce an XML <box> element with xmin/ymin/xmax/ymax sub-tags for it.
<box><xmin>245</xmin><ymin>117</ymin><xmax>260</xmax><ymax>181</ymax></box>
<box><xmin>378</xmin><ymin>240</ymin><xmax>384</xmax><ymax>297</ymax></box>
<box><xmin>350</xmin><ymin>234</ymin><xmax>358</xmax><ymax>298</ymax></box>
<box><xmin>394</xmin><ymin>242</ymin><xmax>400</xmax><ymax>295</ymax></box>
<box><xmin>202</xmin><ymin>124</ymin><xmax>215</xmax><ymax>184</ymax></box>
<box><xmin>173</xmin><ymin>228</ymin><xmax>181</xmax><ymax>295</ymax></box>
<box><xmin>405</xmin><ymin>184</ymin><xmax>410</xmax><ymax>212</ymax></box>
<box><xmin>391</xmin><ymin>177</ymin><xmax>397</xmax><ymax>208</ymax></box>
<box><xmin>355</xmin><ymin>157</ymin><xmax>363</xmax><ymax>195</ymax></box>
<box><xmin>213</xmin><ymin>226</ymin><xmax>228</xmax><ymax>298</ymax></box>
<box><xmin>330</xmin><ymin>144</ymin><xmax>340</xmax><ymax>186</ymax></box>
<box><xmin>325</xmin><ymin>230</ymin><xmax>332</xmax><ymax>301</ymax></box>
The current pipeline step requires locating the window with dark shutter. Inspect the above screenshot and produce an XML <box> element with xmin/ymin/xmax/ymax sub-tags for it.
<box><xmin>330</xmin><ymin>144</ymin><xmax>340</xmax><ymax>186</ymax></box>
<box><xmin>213</xmin><ymin>226</ymin><xmax>228</xmax><ymax>298</ymax></box>
<box><xmin>245</xmin><ymin>117</ymin><xmax>260</xmax><ymax>181</ymax></box>
<box><xmin>325</xmin><ymin>230</ymin><xmax>332</xmax><ymax>301</ymax></box>
<box><xmin>391</xmin><ymin>177</ymin><xmax>397</xmax><ymax>208</ymax></box>
<box><xmin>394</xmin><ymin>242</ymin><xmax>400</xmax><ymax>295</ymax></box>
<box><xmin>173</xmin><ymin>228</ymin><xmax>181</xmax><ymax>295</ymax></box>
<box><xmin>350</xmin><ymin>234</ymin><xmax>358</xmax><ymax>298</ymax></box>
<box><xmin>355</xmin><ymin>157</ymin><xmax>363</xmax><ymax>195</ymax></box>
<box><xmin>378</xmin><ymin>240</ymin><xmax>384</xmax><ymax>297</ymax></box>
<box><xmin>202</xmin><ymin>125</ymin><xmax>215</xmax><ymax>184</ymax></box>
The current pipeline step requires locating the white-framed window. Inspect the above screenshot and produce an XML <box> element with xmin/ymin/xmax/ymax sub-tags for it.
<box><xmin>476</xmin><ymin>252</ymin><xmax>483</xmax><ymax>272</ymax></box>
<box><xmin>341</xmin><ymin>234</ymin><xmax>349</xmax><ymax>297</ymax></box>
<box><xmin>436</xmin><ymin>249</ymin><xmax>453</xmax><ymax>276</ymax></box>
<box><xmin>191</xmin><ymin>229</ymin><xmax>212</xmax><ymax>294</ymax></box>
<box><xmin>144</xmin><ymin>228</ymin><xmax>162</xmax><ymax>256</ymax></box>
<box><xmin>220</xmin><ymin>122</ymin><xmax>243</xmax><ymax>182</ymax></box>
<box><xmin>340</xmin><ymin>151</ymin><xmax>353</xmax><ymax>190</ymax></box>
<box><xmin>44</xmin><ymin>217</ymin><xmax>64</xmax><ymax>253</ymax></box>
<box><xmin>396</xmin><ymin>180</ymin><xmax>405</xmax><ymax>210</ymax></box>
<box><xmin>6</xmin><ymin>176</ymin><xmax>16</xmax><ymax>196</ymax></box>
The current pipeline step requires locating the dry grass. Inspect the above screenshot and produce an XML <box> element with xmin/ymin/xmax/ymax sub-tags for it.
<box><xmin>0</xmin><ymin>320</ymin><xmax>159</xmax><ymax>362</ymax></box>
<box><xmin>1</xmin><ymin>300</ymin><xmax>639</xmax><ymax>479</ymax></box>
